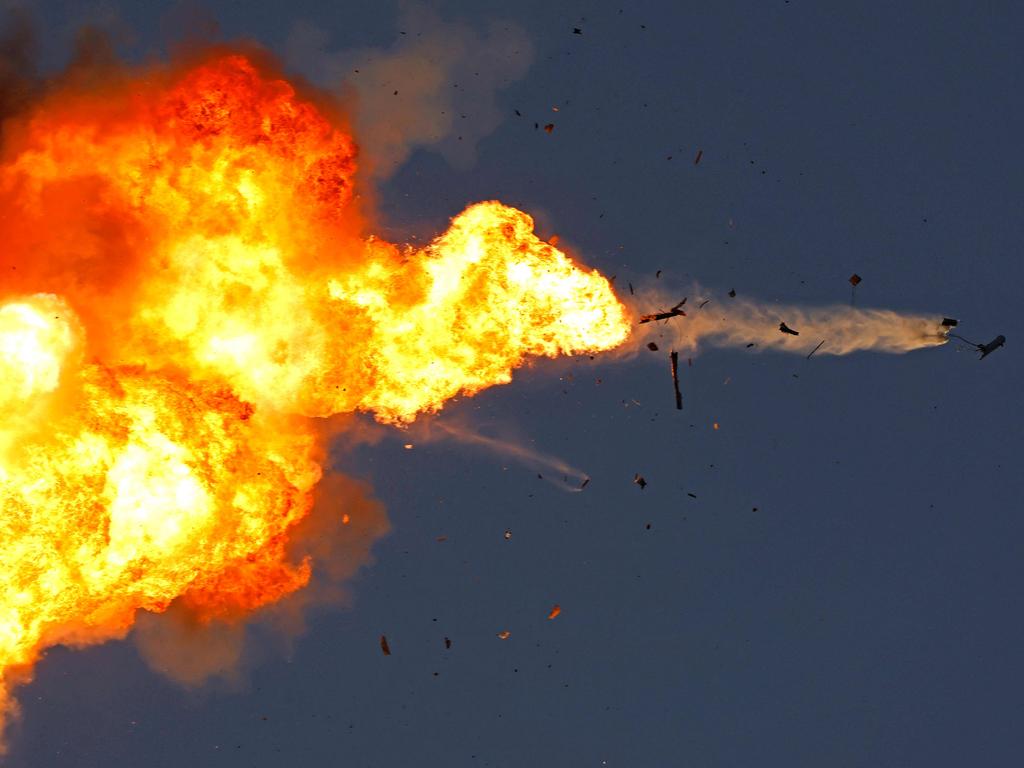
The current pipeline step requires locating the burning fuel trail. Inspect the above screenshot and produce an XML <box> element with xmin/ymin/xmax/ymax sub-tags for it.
<box><xmin>0</xmin><ymin>51</ymin><xmax>628</xmax><ymax>742</ymax></box>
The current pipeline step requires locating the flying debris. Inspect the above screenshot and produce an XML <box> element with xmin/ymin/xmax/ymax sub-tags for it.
<box><xmin>806</xmin><ymin>340</ymin><xmax>826</xmax><ymax>359</ymax></box>
<box><xmin>646</xmin><ymin>342</ymin><xmax>659</xmax><ymax>351</ymax></box>
<box><xmin>779</xmin><ymin>322</ymin><xmax>800</xmax><ymax>336</ymax></box>
<box><xmin>497</xmin><ymin>630</ymin><xmax>511</xmax><ymax>640</ymax></box>
<box><xmin>380</xmin><ymin>635</ymin><xmax>391</xmax><ymax>656</ymax></box>
<box><xmin>548</xmin><ymin>604</ymin><xmax>561</xmax><ymax>620</ymax></box>
<box><xmin>633</xmin><ymin>473</ymin><xmax>647</xmax><ymax>489</ymax></box>
<box><xmin>978</xmin><ymin>335</ymin><xmax>1005</xmax><ymax>359</ymax></box>
<box><xmin>849</xmin><ymin>273</ymin><xmax>862</xmax><ymax>305</ymax></box>
<box><xmin>669</xmin><ymin>351</ymin><xmax>683</xmax><ymax>410</ymax></box>
<box><xmin>639</xmin><ymin>299</ymin><xmax>686</xmax><ymax>324</ymax></box>
<box><xmin>728</xmin><ymin>289</ymin><xmax>736</xmax><ymax>298</ymax></box>
<box><xmin>941</xmin><ymin>318</ymin><xmax>959</xmax><ymax>327</ymax></box>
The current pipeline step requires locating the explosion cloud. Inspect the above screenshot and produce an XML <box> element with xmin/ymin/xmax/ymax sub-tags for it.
<box><xmin>0</xmin><ymin>51</ymin><xmax>628</xmax><ymax>744</ymax></box>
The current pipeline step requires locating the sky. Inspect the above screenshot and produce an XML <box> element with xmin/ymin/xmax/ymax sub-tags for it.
<box><xmin>5</xmin><ymin>1</ymin><xmax>1023</xmax><ymax>766</ymax></box>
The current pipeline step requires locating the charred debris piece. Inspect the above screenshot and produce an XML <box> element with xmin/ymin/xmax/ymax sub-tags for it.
<box><xmin>380</xmin><ymin>635</ymin><xmax>391</xmax><ymax>656</ymax></box>
<box><xmin>639</xmin><ymin>298</ymin><xmax>686</xmax><ymax>324</ymax></box>
<box><xmin>646</xmin><ymin>342</ymin><xmax>659</xmax><ymax>351</ymax></box>
<box><xmin>633</xmin><ymin>473</ymin><xmax>647</xmax><ymax>489</ymax></box>
<box><xmin>669</xmin><ymin>351</ymin><xmax>682</xmax><ymax>410</ymax></box>
<box><xmin>779</xmin><ymin>322</ymin><xmax>800</xmax><ymax>336</ymax></box>
<box><xmin>978</xmin><ymin>335</ymin><xmax>1005</xmax><ymax>359</ymax></box>
<box><xmin>849</xmin><ymin>273</ymin><xmax>862</xmax><ymax>305</ymax></box>
<box><xmin>806</xmin><ymin>340</ymin><xmax>826</xmax><ymax>359</ymax></box>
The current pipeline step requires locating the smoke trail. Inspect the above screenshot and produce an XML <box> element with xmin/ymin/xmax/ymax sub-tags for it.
<box><xmin>424</xmin><ymin>420</ymin><xmax>589</xmax><ymax>491</ymax></box>
<box><xmin>633</xmin><ymin>292</ymin><xmax>949</xmax><ymax>357</ymax></box>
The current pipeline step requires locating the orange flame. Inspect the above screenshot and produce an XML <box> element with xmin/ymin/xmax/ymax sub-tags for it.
<box><xmin>0</xmin><ymin>53</ymin><xmax>629</xmax><ymax>737</ymax></box>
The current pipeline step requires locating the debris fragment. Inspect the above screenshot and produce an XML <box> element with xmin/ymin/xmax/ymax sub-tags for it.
<box><xmin>435</xmin><ymin>535</ymin><xmax>448</xmax><ymax>542</ymax></box>
<box><xmin>444</xmin><ymin>637</ymin><xmax>452</xmax><ymax>649</ymax></box>
<box><xmin>655</xmin><ymin>270</ymin><xmax>662</xmax><ymax>278</ymax></box>
<box><xmin>779</xmin><ymin>322</ymin><xmax>800</xmax><ymax>336</ymax></box>
<box><xmin>806</xmin><ymin>339</ymin><xmax>826</xmax><ymax>359</ymax></box>
<box><xmin>573</xmin><ymin>27</ymin><xmax>582</xmax><ymax>34</ymax></box>
<box><xmin>728</xmin><ymin>289</ymin><xmax>736</xmax><ymax>298</ymax></box>
<box><xmin>941</xmin><ymin>317</ymin><xmax>959</xmax><ymax>327</ymax></box>
<box><xmin>497</xmin><ymin>630</ymin><xmax>511</xmax><ymax>640</ymax></box>
<box><xmin>341</xmin><ymin>514</ymin><xmax>351</xmax><ymax>524</ymax></box>
<box><xmin>628</xmin><ymin>282</ymin><xmax>634</xmax><ymax>295</ymax></box>
<box><xmin>687</xmin><ymin>492</ymin><xmax>697</xmax><ymax>499</ymax></box>
<box><xmin>746</xmin><ymin>342</ymin><xmax>756</xmax><ymax>348</ymax></box>
<box><xmin>503</xmin><ymin>529</ymin><xmax>512</xmax><ymax>540</ymax></box>
<box><xmin>403</xmin><ymin>443</ymin><xmax>413</xmax><ymax>449</ymax></box>
<box><xmin>698</xmin><ymin>299</ymin><xmax>710</xmax><ymax>308</ymax></box>
<box><xmin>646</xmin><ymin>342</ymin><xmax>659</xmax><ymax>351</ymax></box>
<box><xmin>639</xmin><ymin>299</ymin><xmax>686</xmax><ymax>324</ymax></box>
<box><xmin>978</xmin><ymin>334</ymin><xmax>1006</xmax><ymax>359</ymax></box>
<box><xmin>849</xmin><ymin>274</ymin><xmax>862</xmax><ymax>305</ymax></box>
<box><xmin>548</xmin><ymin>605</ymin><xmax>561</xmax><ymax>620</ymax></box>
<box><xmin>380</xmin><ymin>635</ymin><xmax>391</xmax><ymax>656</ymax></box>
<box><xmin>580</xmin><ymin>477</ymin><xmax>590</xmax><ymax>489</ymax></box>
<box><xmin>694</xmin><ymin>149</ymin><xmax>703</xmax><ymax>165</ymax></box>
<box><xmin>544</xmin><ymin>123</ymin><xmax>555</xmax><ymax>133</ymax></box>
<box><xmin>669</xmin><ymin>351</ymin><xmax>682</xmax><ymax>410</ymax></box>
<box><xmin>633</xmin><ymin>473</ymin><xmax>647</xmax><ymax>489</ymax></box>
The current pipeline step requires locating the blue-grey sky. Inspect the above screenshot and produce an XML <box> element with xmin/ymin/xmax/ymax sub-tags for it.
<box><xmin>6</xmin><ymin>1</ymin><xmax>1023</xmax><ymax>766</ymax></box>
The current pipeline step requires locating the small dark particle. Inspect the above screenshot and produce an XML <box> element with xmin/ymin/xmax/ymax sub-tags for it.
<box><xmin>728</xmin><ymin>289</ymin><xmax>736</xmax><ymax>298</ymax></box>
<box><xmin>849</xmin><ymin>273</ymin><xmax>862</xmax><ymax>286</ymax></box>
<box><xmin>393</xmin><ymin>90</ymin><xmax>398</xmax><ymax>95</ymax></box>
<box><xmin>698</xmin><ymin>299</ymin><xmax>710</xmax><ymax>308</ymax></box>
<box><xmin>537</xmin><ymin>473</ymin><xmax>543</xmax><ymax>480</ymax></box>
<box><xmin>655</xmin><ymin>270</ymin><xmax>662</xmax><ymax>278</ymax></box>
<box><xmin>444</xmin><ymin>637</ymin><xmax>452</xmax><ymax>649</ymax></box>
<box><xmin>687</xmin><ymin>493</ymin><xmax>697</xmax><ymax>499</ymax></box>
<box><xmin>694</xmin><ymin>149</ymin><xmax>703</xmax><ymax>165</ymax></box>
<box><xmin>746</xmin><ymin>343</ymin><xmax>756</xmax><ymax>348</ymax></box>
<box><xmin>380</xmin><ymin>635</ymin><xmax>391</xmax><ymax>656</ymax></box>
<box><xmin>752</xmin><ymin>507</ymin><xmax>759</xmax><ymax>512</ymax></box>
<box><xmin>503</xmin><ymin>529</ymin><xmax>512</xmax><ymax>540</ymax></box>
<box><xmin>573</xmin><ymin>27</ymin><xmax>582</xmax><ymax>34</ymax></box>
<box><xmin>580</xmin><ymin>477</ymin><xmax>590</xmax><ymax>489</ymax></box>
<box><xmin>647</xmin><ymin>342</ymin><xmax>659</xmax><ymax>351</ymax></box>
<box><xmin>534</xmin><ymin>122</ymin><xmax>539</xmax><ymax>130</ymax></box>
<box><xmin>544</xmin><ymin>123</ymin><xmax>555</xmax><ymax>133</ymax></box>
<box><xmin>941</xmin><ymin>318</ymin><xmax>958</xmax><ymax>327</ymax></box>
<box><xmin>628</xmin><ymin>282</ymin><xmax>634</xmax><ymax>295</ymax></box>
<box><xmin>515</xmin><ymin>109</ymin><xmax>521</xmax><ymax>116</ymax></box>
<box><xmin>645</xmin><ymin>523</ymin><xmax>652</xmax><ymax>530</ymax></box>
<box><xmin>633</xmin><ymin>474</ymin><xmax>647</xmax><ymax>489</ymax></box>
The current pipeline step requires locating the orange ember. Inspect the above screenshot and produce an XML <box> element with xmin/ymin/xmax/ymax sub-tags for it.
<box><xmin>0</xmin><ymin>53</ymin><xmax>629</xmax><ymax>736</ymax></box>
